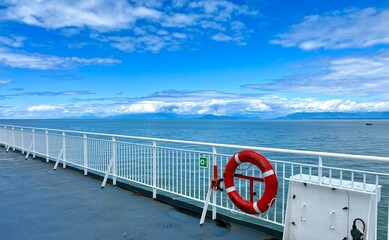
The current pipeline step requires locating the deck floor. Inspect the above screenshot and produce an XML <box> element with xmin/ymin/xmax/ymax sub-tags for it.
<box><xmin>0</xmin><ymin>148</ymin><xmax>276</xmax><ymax>240</ymax></box>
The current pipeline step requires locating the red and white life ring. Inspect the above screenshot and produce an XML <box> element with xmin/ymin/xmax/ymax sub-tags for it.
<box><xmin>223</xmin><ymin>150</ymin><xmax>278</xmax><ymax>214</ymax></box>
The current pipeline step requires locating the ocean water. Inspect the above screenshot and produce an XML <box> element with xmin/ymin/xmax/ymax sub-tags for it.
<box><xmin>1</xmin><ymin>119</ymin><xmax>389</xmax><ymax>157</ymax></box>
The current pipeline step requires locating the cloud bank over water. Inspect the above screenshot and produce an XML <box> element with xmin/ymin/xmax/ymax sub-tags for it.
<box><xmin>2</xmin><ymin>90</ymin><xmax>389</xmax><ymax>119</ymax></box>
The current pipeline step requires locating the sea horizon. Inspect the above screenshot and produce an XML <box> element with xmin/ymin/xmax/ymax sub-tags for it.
<box><xmin>1</xmin><ymin>119</ymin><xmax>388</xmax><ymax>158</ymax></box>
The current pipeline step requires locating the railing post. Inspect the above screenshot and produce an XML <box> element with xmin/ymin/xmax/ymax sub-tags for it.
<box><xmin>45</xmin><ymin>130</ymin><xmax>49</xmax><ymax>162</ymax></box>
<box><xmin>4</xmin><ymin>126</ymin><xmax>7</xmax><ymax>149</ymax></box>
<box><xmin>152</xmin><ymin>141</ymin><xmax>157</xmax><ymax>199</ymax></box>
<box><xmin>5</xmin><ymin>126</ymin><xmax>9</xmax><ymax>151</ymax></box>
<box><xmin>62</xmin><ymin>132</ymin><xmax>66</xmax><ymax>168</ymax></box>
<box><xmin>212</xmin><ymin>146</ymin><xmax>217</xmax><ymax>220</ymax></box>
<box><xmin>21</xmin><ymin>128</ymin><xmax>24</xmax><ymax>154</ymax></box>
<box><xmin>32</xmin><ymin>129</ymin><xmax>36</xmax><ymax>158</ymax></box>
<box><xmin>112</xmin><ymin>137</ymin><xmax>116</xmax><ymax>186</ymax></box>
<box><xmin>11</xmin><ymin>127</ymin><xmax>15</xmax><ymax>151</ymax></box>
<box><xmin>83</xmin><ymin>134</ymin><xmax>88</xmax><ymax>176</ymax></box>
<box><xmin>387</xmin><ymin>195</ymin><xmax>389</xmax><ymax>240</ymax></box>
<box><xmin>318</xmin><ymin>156</ymin><xmax>323</xmax><ymax>184</ymax></box>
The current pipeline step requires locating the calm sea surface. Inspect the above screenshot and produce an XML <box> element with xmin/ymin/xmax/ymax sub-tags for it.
<box><xmin>1</xmin><ymin>119</ymin><xmax>389</xmax><ymax>157</ymax></box>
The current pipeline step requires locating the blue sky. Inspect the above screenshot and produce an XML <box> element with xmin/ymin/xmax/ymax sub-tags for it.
<box><xmin>1</xmin><ymin>0</ymin><xmax>389</xmax><ymax>119</ymax></box>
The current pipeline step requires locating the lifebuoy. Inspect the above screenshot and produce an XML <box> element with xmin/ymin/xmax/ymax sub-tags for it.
<box><xmin>224</xmin><ymin>150</ymin><xmax>278</xmax><ymax>214</ymax></box>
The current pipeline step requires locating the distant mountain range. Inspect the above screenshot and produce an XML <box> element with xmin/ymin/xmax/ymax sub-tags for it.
<box><xmin>277</xmin><ymin>112</ymin><xmax>389</xmax><ymax>119</ymax></box>
<box><xmin>106</xmin><ymin>113</ymin><xmax>249</xmax><ymax>120</ymax></box>
<box><xmin>63</xmin><ymin>112</ymin><xmax>389</xmax><ymax>120</ymax></box>
<box><xmin>106</xmin><ymin>113</ymin><xmax>181</xmax><ymax>119</ymax></box>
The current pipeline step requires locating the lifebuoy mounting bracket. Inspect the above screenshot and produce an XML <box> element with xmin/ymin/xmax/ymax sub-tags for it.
<box><xmin>211</xmin><ymin>177</ymin><xmax>224</xmax><ymax>191</ymax></box>
<box><xmin>199</xmin><ymin>165</ymin><xmax>223</xmax><ymax>224</ymax></box>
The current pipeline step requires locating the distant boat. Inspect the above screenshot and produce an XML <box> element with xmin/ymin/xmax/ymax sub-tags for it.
<box><xmin>366</xmin><ymin>122</ymin><xmax>373</xmax><ymax>125</ymax></box>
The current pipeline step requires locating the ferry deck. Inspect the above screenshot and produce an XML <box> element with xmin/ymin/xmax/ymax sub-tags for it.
<box><xmin>0</xmin><ymin>149</ymin><xmax>276</xmax><ymax>240</ymax></box>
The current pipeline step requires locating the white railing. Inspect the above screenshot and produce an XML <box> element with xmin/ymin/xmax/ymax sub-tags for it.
<box><xmin>1</xmin><ymin>125</ymin><xmax>389</xmax><ymax>238</ymax></box>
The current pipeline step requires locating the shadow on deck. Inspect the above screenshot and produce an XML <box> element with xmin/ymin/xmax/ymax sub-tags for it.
<box><xmin>0</xmin><ymin>148</ymin><xmax>278</xmax><ymax>240</ymax></box>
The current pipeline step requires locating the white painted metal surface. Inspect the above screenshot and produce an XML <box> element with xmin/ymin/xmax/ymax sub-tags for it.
<box><xmin>283</xmin><ymin>174</ymin><xmax>381</xmax><ymax>240</ymax></box>
<box><xmin>0</xmin><ymin>124</ymin><xmax>389</xmax><ymax>239</ymax></box>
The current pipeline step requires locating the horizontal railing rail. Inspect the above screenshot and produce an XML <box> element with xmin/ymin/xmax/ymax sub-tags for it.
<box><xmin>2</xmin><ymin>124</ymin><xmax>389</xmax><ymax>162</ymax></box>
<box><xmin>1</xmin><ymin>124</ymin><xmax>388</xmax><ymax>239</ymax></box>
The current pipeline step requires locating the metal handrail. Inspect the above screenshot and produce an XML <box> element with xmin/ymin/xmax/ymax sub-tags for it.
<box><xmin>2</xmin><ymin>124</ymin><xmax>389</xmax><ymax>162</ymax></box>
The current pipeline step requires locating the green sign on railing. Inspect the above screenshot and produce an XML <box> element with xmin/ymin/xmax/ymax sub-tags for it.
<box><xmin>199</xmin><ymin>156</ymin><xmax>208</xmax><ymax>168</ymax></box>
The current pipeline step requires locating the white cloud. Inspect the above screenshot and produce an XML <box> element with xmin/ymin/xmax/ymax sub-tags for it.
<box><xmin>172</xmin><ymin>0</ymin><xmax>187</xmax><ymax>8</ymax></box>
<box><xmin>147</xmin><ymin>90</ymin><xmax>239</xmax><ymax>101</ymax></box>
<box><xmin>132</xmin><ymin>0</ymin><xmax>164</xmax><ymax>8</ymax></box>
<box><xmin>27</xmin><ymin>105</ymin><xmax>64</xmax><ymax>112</ymax></box>
<box><xmin>131</xmin><ymin>6</ymin><xmax>162</xmax><ymax>19</ymax></box>
<box><xmin>243</xmin><ymin>50</ymin><xmax>389</xmax><ymax>98</ymax></box>
<box><xmin>0</xmin><ymin>35</ymin><xmax>25</xmax><ymax>48</ymax></box>
<box><xmin>267</xmin><ymin>97</ymin><xmax>389</xmax><ymax>114</ymax></box>
<box><xmin>0</xmin><ymin>0</ymin><xmax>138</xmax><ymax>31</ymax></box>
<box><xmin>162</xmin><ymin>13</ymin><xmax>197</xmax><ymax>28</ymax></box>
<box><xmin>189</xmin><ymin>1</ymin><xmax>257</xmax><ymax>20</ymax></box>
<box><xmin>271</xmin><ymin>7</ymin><xmax>389</xmax><ymax>50</ymax></box>
<box><xmin>0</xmin><ymin>0</ymin><xmax>258</xmax><ymax>52</ymax></box>
<box><xmin>212</xmin><ymin>33</ymin><xmax>232</xmax><ymax>42</ymax></box>
<box><xmin>115</xmin><ymin>101</ymin><xmax>162</xmax><ymax>113</ymax></box>
<box><xmin>108</xmin><ymin>36</ymin><xmax>135</xmax><ymax>52</ymax></box>
<box><xmin>211</xmin><ymin>23</ymin><xmax>249</xmax><ymax>44</ymax></box>
<box><xmin>106</xmin><ymin>98</ymin><xmax>272</xmax><ymax>116</ymax></box>
<box><xmin>200</xmin><ymin>20</ymin><xmax>225</xmax><ymax>31</ymax></box>
<box><xmin>0</xmin><ymin>79</ymin><xmax>12</xmax><ymax>84</ymax></box>
<box><xmin>0</xmin><ymin>48</ymin><xmax>121</xmax><ymax>69</ymax></box>
<box><xmin>172</xmin><ymin>33</ymin><xmax>187</xmax><ymax>39</ymax></box>
<box><xmin>106</xmin><ymin>33</ymin><xmax>187</xmax><ymax>53</ymax></box>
